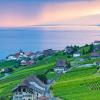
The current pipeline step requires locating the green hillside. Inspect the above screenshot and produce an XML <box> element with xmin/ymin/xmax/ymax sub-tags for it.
<box><xmin>0</xmin><ymin>62</ymin><xmax>54</xmax><ymax>99</ymax></box>
<box><xmin>0</xmin><ymin>60</ymin><xmax>20</xmax><ymax>69</ymax></box>
<box><xmin>0</xmin><ymin>49</ymin><xmax>100</xmax><ymax>100</ymax></box>
<box><xmin>0</xmin><ymin>52</ymin><xmax>68</xmax><ymax>99</ymax></box>
<box><xmin>52</xmin><ymin>66</ymin><xmax>100</xmax><ymax>100</ymax></box>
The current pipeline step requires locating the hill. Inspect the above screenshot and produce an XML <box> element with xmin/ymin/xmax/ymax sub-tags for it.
<box><xmin>0</xmin><ymin>51</ymin><xmax>70</xmax><ymax>99</ymax></box>
<box><xmin>0</xmin><ymin>47</ymin><xmax>100</xmax><ymax>100</ymax></box>
<box><xmin>52</xmin><ymin>66</ymin><xmax>100</xmax><ymax>100</ymax></box>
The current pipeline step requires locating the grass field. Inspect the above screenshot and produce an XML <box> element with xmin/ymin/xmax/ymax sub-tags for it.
<box><xmin>52</xmin><ymin>66</ymin><xmax>100</xmax><ymax>100</ymax></box>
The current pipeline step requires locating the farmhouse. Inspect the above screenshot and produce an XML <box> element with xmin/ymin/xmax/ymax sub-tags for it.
<box><xmin>12</xmin><ymin>76</ymin><xmax>45</xmax><ymax>100</ymax></box>
<box><xmin>54</xmin><ymin>59</ymin><xmax>70</xmax><ymax>73</ymax></box>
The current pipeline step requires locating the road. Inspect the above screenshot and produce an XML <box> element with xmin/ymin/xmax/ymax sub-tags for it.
<box><xmin>44</xmin><ymin>67</ymin><xmax>73</xmax><ymax>100</ymax></box>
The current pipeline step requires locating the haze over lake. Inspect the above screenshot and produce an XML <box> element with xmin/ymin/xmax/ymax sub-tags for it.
<box><xmin>0</xmin><ymin>26</ymin><xmax>100</xmax><ymax>59</ymax></box>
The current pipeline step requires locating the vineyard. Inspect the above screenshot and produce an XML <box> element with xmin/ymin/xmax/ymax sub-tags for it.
<box><xmin>52</xmin><ymin>66</ymin><xmax>100</xmax><ymax>100</ymax></box>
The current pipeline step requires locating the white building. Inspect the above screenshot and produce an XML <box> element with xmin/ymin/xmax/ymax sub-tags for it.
<box><xmin>73</xmin><ymin>53</ymin><xmax>80</xmax><ymax>57</ymax></box>
<box><xmin>20</xmin><ymin>60</ymin><xmax>27</xmax><ymax>66</ymax></box>
<box><xmin>94</xmin><ymin>40</ymin><xmax>100</xmax><ymax>45</ymax></box>
<box><xmin>12</xmin><ymin>76</ymin><xmax>45</xmax><ymax>100</ymax></box>
<box><xmin>7</xmin><ymin>55</ymin><xmax>17</xmax><ymax>61</ymax></box>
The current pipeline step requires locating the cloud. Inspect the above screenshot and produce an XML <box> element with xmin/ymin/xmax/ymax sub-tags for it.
<box><xmin>31</xmin><ymin>0</ymin><xmax>100</xmax><ymax>25</ymax></box>
<box><xmin>0</xmin><ymin>0</ymin><xmax>95</xmax><ymax>3</ymax></box>
<box><xmin>0</xmin><ymin>0</ymin><xmax>100</xmax><ymax>27</ymax></box>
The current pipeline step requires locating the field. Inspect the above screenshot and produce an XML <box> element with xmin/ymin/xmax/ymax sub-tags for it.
<box><xmin>52</xmin><ymin>66</ymin><xmax>100</xmax><ymax>100</ymax></box>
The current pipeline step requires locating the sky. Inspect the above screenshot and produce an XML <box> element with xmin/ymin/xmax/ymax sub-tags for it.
<box><xmin>0</xmin><ymin>0</ymin><xmax>100</xmax><ymax>59</ymax></box>
<box><xmin>0</xmin><ymin>0</ymin><xmax>100</xmax><ymax>27</ymax></box>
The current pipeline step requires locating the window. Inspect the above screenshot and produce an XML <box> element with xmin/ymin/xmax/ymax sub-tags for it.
<box><xmin>23</xmin><ymin>88</ymin><xmax>26</xmax><ymax>92</ymax></box>
<box><xmin>18</xmin><ymin>88</ymin><xmax>21</xmax><ymax>92</ymax></box>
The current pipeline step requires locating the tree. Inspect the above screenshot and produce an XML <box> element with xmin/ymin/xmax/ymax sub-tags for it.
<box><xmin>73</xmin><ymin>45</ymin><xmax>79</xmax><ymax>53</ymax></box>
<box><xmin>37</xmin><ymin>74</ymin><xmax>47</xmax><ymax>84</ymax></box>
<box><xmin>89</xmin><ymin>44</ymin><xmax>94</xmax><ymax>52</ymax></box>
<box><xmin>37</xmin><ymin>55</ymin><xmax>45</xmax><ymax>60</ymax></box>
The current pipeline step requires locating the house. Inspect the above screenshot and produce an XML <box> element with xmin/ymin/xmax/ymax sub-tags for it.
<box><xmin>93</xmin><ymin>40</ymin><xmax>100</xmax><ymax>51</ymax></box>
<box><xmin>19</xmin><ymin>49</ymin><xmax>25</xmax><ymax>55</ymax></box>
<box><xmin>94</xmin><ymin>61</ymin><xmax>100</xmax><ymax>67</ymax></box>
<box><xmin>54</xmin><ymin>59</ymin><xmax>70</xmax><ymax>73</ymax></box>
<box><xmin>6</xmin><ymin>50</ymin><xmax>36</xmax><ymax>62</ymax></box>
<box><xmin>20</xmin><ymin>60</ymin><xmax>27</xmax><ymax>66</ymax></box>
<box><xmin>6</xmin><ymin>55</ymin><xmax>17</xmax><ymax>61</ymax></box>
<box><xmin>6</xmin><ymin>50</ymin><xmax>25</xmax><ymax>61</ymax></box>
<box><xmin>94</xmin><ymin>45</ymin><xmax>100</xmax><ymax>51</ymax></box>
<box><xmin>91</xmin><ymin>52</ymin><xmax>100</xmax><ymax>58</ymax></box>
<box><xmin>25</xmin><ymin>51</ymin><xmax>36</xmax><ymax>59</ymax></box>
<box><xmin>65</xmin><ymin>46</ymin><xmax>74</xmax><ymax>54</ymax></box>
<box><xmin>20</xmin><ymin>60</ymin><xmax>34</xmax><ymax>66</ymax></box>
<box><xmin>1</xmin><ymin>68</ymin><xmax>13</xmax><ymax>73</ymax></box>
<box><xmin>15</xmin><ymin>49</ymin><xmax>27</xmax><ymax>60</ymax></box>
<box><xmin>94</xmin><ymin>40</ymin><xmax>100</xmax><ymax>45</ymax></box>
<box><xmin>25</xmin><ymin>51</ymin><xmax>33</xmax><ymax>56</ymax></box>
<box><xmin>15</xmin><ymin>53</ymin><xmax>20</xmax><ymax>59</ymax></box>
<box><xmin>27</xmin><ymin>60</ymin><xmax>34</xmax><ymax>65</ymax></box>
<box><xmin>12</xmin><ymin>76</ymin><xmax>45</xmax><ymax>100</ymax></box>
<box><xmin>42</xmin><ymin>49</ymin><xmax>54</xmax><ymax>57</ymax></box>
<box><xmin>73</xmin><ymin>52</ymin><xmax>80</xmax><ymax>57</ymax></box>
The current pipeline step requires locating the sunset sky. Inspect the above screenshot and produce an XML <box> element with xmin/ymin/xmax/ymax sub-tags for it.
<box><xmin>0</xmin><ymin>0</ymin><xmax>100</xmax><ymax>27</ymax></box>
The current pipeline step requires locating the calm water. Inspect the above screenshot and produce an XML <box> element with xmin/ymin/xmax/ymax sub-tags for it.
<box><xmin>0</xmin><ymin>26</ymin><xmax>100</xmax><ymax>59</ymax></box>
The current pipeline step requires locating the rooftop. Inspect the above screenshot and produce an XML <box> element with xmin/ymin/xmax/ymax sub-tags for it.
<box><xmin>12</xmin><ymin>75</ymin><xmax>45</xmax><ymax>94</ymax></box>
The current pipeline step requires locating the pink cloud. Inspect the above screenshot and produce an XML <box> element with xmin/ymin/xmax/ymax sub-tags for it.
<box><xmin>0</xmin><ymin>0</ymin><xmax>100</xmax><ymax>27</ymax></box>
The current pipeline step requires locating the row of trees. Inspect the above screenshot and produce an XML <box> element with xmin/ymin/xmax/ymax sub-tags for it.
<box><xmin>80</xmin><ymin>44</ymin><xmax>94</xmax><ymax>55</ymax></box>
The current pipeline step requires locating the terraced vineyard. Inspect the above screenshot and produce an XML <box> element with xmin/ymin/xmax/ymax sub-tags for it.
<box><xmin>52</xmin><ymin>67</ymin><xmax>100</xmax><ymax>100</ymax></box>
<box><xmin>0</xmin><ymin>52</ymin><xmax>68</xmax><ymax>99</ymax></box>
<box><xmin>0</xmin><ymin>52</ymin><xmax>100</xmax><ymax>100</ymax></box>
<box><xmin>0</xmin><ymin>62</ymin><xmax>54</xmax><ymax>99</ymax></box>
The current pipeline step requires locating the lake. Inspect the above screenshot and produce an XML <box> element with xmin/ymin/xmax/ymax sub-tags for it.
<box><xmin>0</xmin><ymin>26</ymin><xmax>100</xmax><ymax>59</ymax></box>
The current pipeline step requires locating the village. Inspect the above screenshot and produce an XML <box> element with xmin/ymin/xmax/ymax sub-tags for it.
<box><xmin>0</xmin><ymin>40</ymin><xmax>100</xmax><ymax>100</ymax></box>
